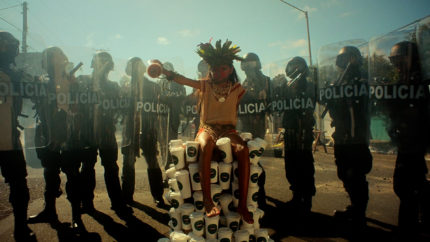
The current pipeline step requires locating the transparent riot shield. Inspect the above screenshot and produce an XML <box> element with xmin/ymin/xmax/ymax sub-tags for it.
<box><xmin>270</xmin><ymin>74</ymin><xmax>288</xmax><ymax>133</ymax></box>
<box><xmin>119</xmin><ymin>57</ymin><xmax>145</xmax><ymax>156</ymax></box>
<box><xmin>317</xmin><ymin>39</ymin><xmax>370</xmax><ymax>146</ymax></box>
<box><xmin>417</xmin><ymin>16</ymin><xmax>430</xmax><ymax>83</ymax></box>
<box><xmin>417</xmin><ymin>17</ymin><xmax>430</xmax><ymax>154</ymax></box>
<box><xmin>158</xmin><ymin>66</ymin><xmax>187</xmax><ymax>167</ymax></box>
<box><xmin>0</xmin><ymin>59</ymin><xmax>57</xmax><ymax>169</ymax></box>
<box><xmin>280</xmin><ymin>57</ymin><xmax>317</xmax><ymax>152</ymax></box>
<box><xmin>30</xmin><ymin>47</ymin><xmax>84</xmax><ymax>154</ymax></box>
<box><xmin>368</xmin><ymin>23</ymin><xmax>429</xmax><ymax>154</ymax></box>
<box><xmin>181</xmin><ymin>90</ymin><xmax>199</xmax><ymax>140</ymax></box>
<box><xmin>140</xmin><ymin>76</ymin><xmax>169</xmax><ymax>167</ymax></box>
<box><xmin>86</xmin><ymin>51</ymin><xmax>131</xmax><ymax>151</ymax></box>
<box><xmin>0</xmin><ymin>71</ymin><xmax>42</xmax><ymax>151</ymax></box>
<box><xmin>238</xmin><ymin>65</ymin><xmax>272</xmax><ymax>140</ymax></box>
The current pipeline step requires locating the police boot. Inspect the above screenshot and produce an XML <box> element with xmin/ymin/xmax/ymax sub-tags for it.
<box><xmin>334</xmin><ymin>205</ymin><xmax>355</xmax><ymax>221</ymax></box>
<box><xmin>283</xmin><ymin>193</ymin><xmax>302</xmax><ymax>212</ymax></box>
<box><xmin>28</xmin><ymin>195</ymin><xmax>58</xmax><ymax>223</ymax></box>
<box><xmin>71</xmin><ymin>202</ymin><xmax>87</xmax><ymax>235</ymax></box>
<box><xmin>418</xmin><ymin>180</ymin><xmax>430</xmax><ymax>233</ymax></box>
<box><xmin>147</xmin><ymin>168</ymin><xmax>165</xmax><ymax>208</ymax></box>
<box><xmin>334</xmin><ymin>204</ymin><xmax>366</xmax><ymax>232</ymax></box>
<box><xmin>398</xmin><ymin>200</ymin><xmax>419</xmax><ymax>234</ymax></box>
<box><xmin>302</xmin><ymin>196</ymin><xmax>312</xmax><ymax>214</ymax></box>
<box><xmin>13</xmin><ymin>204</ymin><xmax>36</xmax><ymax>242</ymax></box>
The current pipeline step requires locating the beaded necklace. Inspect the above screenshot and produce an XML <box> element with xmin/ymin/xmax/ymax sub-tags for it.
<box><xmin>210</xmin><ymin>80</ymin><xmax>232</xmax><ymax>102</ymax></box>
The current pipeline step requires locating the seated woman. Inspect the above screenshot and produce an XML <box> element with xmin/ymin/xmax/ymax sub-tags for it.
<box><xmin>154</xmin><ymin>39</ymin><xmax>253</xmax><ymax>223</ymax></box>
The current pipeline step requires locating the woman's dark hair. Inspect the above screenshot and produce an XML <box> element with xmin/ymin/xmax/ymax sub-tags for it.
<box><xmin>207</xmin><ymin>64</ymin><xmax>240</xmax><ymax>84</ymax></box>
<box><xmin>229</xmin><ymin>66</ymin><xmax>240</xmax><ymax>84</ymax></box>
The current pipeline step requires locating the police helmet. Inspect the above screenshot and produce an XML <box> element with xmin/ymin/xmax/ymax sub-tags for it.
<box><xmin>197</xmin><ymin>60</ymin><xmax>209</xmax><ymax>78</ymax></box>
<box><xmin>126</xmin><ymin>57</ymin><xmax>145</xmax><ymax>76</ymax></box>
<box><xmin>91</xmin><ymin>51</ymin><xmax>114</xmax><ymax>72</ymax></box>
<box><xmin>389</xmin><ymin>41</ymin><xmax>419</xmax><ymax>67</ymax></box>
<box><xmin>285</xmin><ymin>56</ymin><xmax>308</xmax><ymax>79</ymax></box>
<box><xmin>0</xmin><ymin>31</ymin><xmax>19</xmax><ymax>65</ymax></box>
<box><xmin>163</xmin><ymin>62</ymin><xmax>174</xmax><ymax>72</ymax></box>
<box><xmin>241</xmin><ymin>52</ymin><xmax>261</xmax><ymax>70</ymax></box>
<box><xmin>41</xmin><ymin>46</ymin><xmax>68</xmax><ymax>71</ymax></box>
<box><xmin>336</xmin><ymin>46</ymin><xmax>362</xmax><ymax>69</ymax></box>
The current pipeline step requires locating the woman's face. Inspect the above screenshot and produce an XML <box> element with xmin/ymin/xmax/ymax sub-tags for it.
<box><xmin>210</xmin><ymin>64</ymin><xmax>233</xmax><ymax>82</ymax></box>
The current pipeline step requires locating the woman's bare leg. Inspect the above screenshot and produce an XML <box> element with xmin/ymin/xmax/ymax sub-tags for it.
<box><xmin>196</xmin><ymin>131</ymin><xmax>220</xmax><ymax>217</ymax></box>
<box><xmin>226</xmin><ymin>133</ymin><xmax>254</xmax><ymax>224</ymax></box>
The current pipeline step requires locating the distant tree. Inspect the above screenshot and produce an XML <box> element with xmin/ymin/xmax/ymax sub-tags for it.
<box><xmin>368</xmin><ymin>53</ymin><xmax>396</xmax><ymax>85</ymax></box>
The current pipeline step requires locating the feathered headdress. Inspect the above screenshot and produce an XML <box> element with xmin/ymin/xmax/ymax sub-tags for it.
<box><xmin>196</xmin><ymin>39</ymin><xmax>243</xmax><ymax>67</ymax></box>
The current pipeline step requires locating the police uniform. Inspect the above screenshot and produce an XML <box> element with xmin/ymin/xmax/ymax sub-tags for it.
<box><xmin>78</xmin><ymin>73</ymin><xmax>128</xmax><ymax>213</ymax></box>
<box><xmin>0</xmin><ymin>31</ymin><xmax>35</xmax><ymax>240</ymax></box>
<box><xmin>140</xmin><ymin>77</ymin><xmax>165</xmax><ymax>204</ymax></box>
<box><xmin>158</xmin><ymin>77</ymin><xmax>186</xmax><ymax>167</ymax></box>
<box><xmin>283</xmin><ymin>74</ymin><xmax>316</xmax><ymax>212</ymax></box>
<box><xmin>384</xmin><ymin>41</ymin><xmax>430</xmax><ymax>232</ymax></box>
<box><xmin>328</xmin><ymin>68</ymin><xmax>372</xmax><ymax>223</ymax></box>
<box><xmin>240</xmin><ymin>53</ymin><xmax>271</xmax><ymax>209</ymax></box>
<box><xmin>30</xmin><ymin>47</ymin><xmax>85</xmax><ymax>231</ymax></box>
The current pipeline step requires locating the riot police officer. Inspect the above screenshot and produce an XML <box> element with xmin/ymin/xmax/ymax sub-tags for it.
<box><xmin>282</xmin><ymin>57</ymin><xmax>316</xmax><ymax>215</ymax></box>
<box><xmin>120</xmin><ymin>57</ymin><xmax>144</xmax><ymax>204</ymax></box>
<box><xmin>158</xmin><ymin>62</ymin><xmax>186</xmax><ymax>169</ymax></box>
<box><xmin>0</xmin><ymin>31</ymin><xmax>36</xmax><ymax>241</ymax></box>
<box><xmin>78</xmin><ymin>51</ymin><xmax>132</xmax><ymax>216</ymax></box>
<box><xmin>140</xmin><ymin>60</ymin><xmax>166</xmax><ymax>207</ymax></box>
<box><xmin>28</xmin><ymin>47</ymin><xmax>86</xmax><ymax>233</ymax></box>
<box><xmin>240</xmin><ymin>52</ymin><xmax>271</xmax><ymax>209</ymax></box>
<box><xmin>324</xmin><ymin>46</ymin><xmax>372</xmax><ymax>228</ymax></box>
<box><xmin>240</xmin><ymin>53</ymin><xmax>271</xmax><ymax>138</ymax></box>
<box><xmin>158</xmin><ymin>62</ymin><xmax>186</xmax><ymax>140</ymax></box>
<box><xmin>387</xmin><ymin>41</ymin><xmax>429</xmax><ymax>233</ymax></box>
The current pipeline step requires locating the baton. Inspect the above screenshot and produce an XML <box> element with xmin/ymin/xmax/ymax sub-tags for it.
<box><xmin>69</xmin><ymin>62</ymin><xmax>83</xmax><ymax>76</ymax></box>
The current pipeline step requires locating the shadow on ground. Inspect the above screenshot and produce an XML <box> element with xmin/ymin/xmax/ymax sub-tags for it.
<box><xmin>33</xmin><ymin>220</ymin><xmax>102</xmax><ymax>242</ymax></box>
<box><xmin>88</xmin><ymin>209</ymin><xmax>165</xmax><ymax>242</ymax></box>
<box><xmin>263</xmin><ymin>196</ymin><xmax>401</xmax><ymax>241</ymax></box>
<box><xmin>130</xmin><ymin>201</ymin><xmax>170</xmax><ymax>224</ymax></box>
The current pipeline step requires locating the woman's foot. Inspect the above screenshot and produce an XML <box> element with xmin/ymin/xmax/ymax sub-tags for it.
<box><xmin>237</xmin><ymin>206</ymin><xmax>254</xmax><ymax>224</ymax></box>
<box><xmin>204</xmin><ymin>200</ymin><xmax>220</xmax><ymax>217</ymax></box>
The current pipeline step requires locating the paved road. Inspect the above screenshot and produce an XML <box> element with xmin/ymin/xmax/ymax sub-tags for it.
<box><xmin>0</xmin><ymin>148</ymin><xmax>429</xmax><ymax>241</ymax></box>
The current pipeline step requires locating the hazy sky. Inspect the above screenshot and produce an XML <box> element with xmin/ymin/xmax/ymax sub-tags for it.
<box><xmin>1</xmin><ymin>0</ymin><xmax>429</xmax><ymax>87</ymax></box>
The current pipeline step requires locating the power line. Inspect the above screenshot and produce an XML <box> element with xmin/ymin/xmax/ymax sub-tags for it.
<box><xmin>0</xmin><ymin>4</ymin><xmax>21</xmax><ymax>11</ymax></box>
<box><xmin>0</xmin><ymin>15</ymin><xmax>22</xmax><ymax>31</ymax></box>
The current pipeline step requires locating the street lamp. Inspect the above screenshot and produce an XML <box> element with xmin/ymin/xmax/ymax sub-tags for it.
<box><xmin>279</xmin><ymin>0</ymin><xmax>313</xmax><ymax>66</ymax></box>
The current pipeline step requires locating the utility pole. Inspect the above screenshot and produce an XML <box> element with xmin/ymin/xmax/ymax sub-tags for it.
<box><xmin>22</xmin><ymin>1</ymin><xmax>28</xmax><ymax>53</ymax></box>
<box><xmin>279</xmin><ymin>0</ymin><xmax>312</xmax><ymax>66</ymax></box>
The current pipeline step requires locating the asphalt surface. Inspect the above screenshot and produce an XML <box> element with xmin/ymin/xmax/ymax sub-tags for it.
<box><xmin>0</xmin><ymin>147</ymin><xmax>429</xmax><ymax>241</ymax></box>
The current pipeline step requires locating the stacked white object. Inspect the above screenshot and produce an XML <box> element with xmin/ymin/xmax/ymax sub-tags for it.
<box><xmin>175</xmin><ymin>170</ymin><xmax>192</xmax><ymax>199</ymax></box>
<box><xmin>218</xmin><ymin>227</ymin><xmax>233</xmax><ymax>241</ymax></box>
<box><xmin>164</xmin><ymin>135</ymin><xmax>272</xmax><ymax>241</ymax></box>
<box><xmin>157</xmin><ymin>238</ymin><xmax>170</xmax><ymax>242</ymax></box>
<box><xmin>166</xmin><ymin>139</ymin><xmax>191</xmax><ymax>208</ymax></box>
<box><xmin>188</xmin><ymin>232</ymin><xmax>205</xmax><ymax>242</ymax></box>
<box><xmin>180</xmin><ymin>203</ymin><xmax>195</xmax><ymax>231</ymax></box>
<box><xmin>189</xmin><ymin>212</ymin><xmax>205</xmax><ymax>237</ymax></box>
<box><xmin>169</xmin><ymin>231</ymin><xmax>189</xmax><ymax>242</ymax></box>
<box><xmin>188</xmin><ymin>163</ymin><xmax>201</xmax><ymax>191</ymax></box>
<box><xmin>166</xmin><ymin>139</ymin><xmax>192</xmax><ymax>235</ymax></box>
<box><xmin>168</xmin><ymin>207</ymin><xmax>182</xmax><ymax>231</ymax></box>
